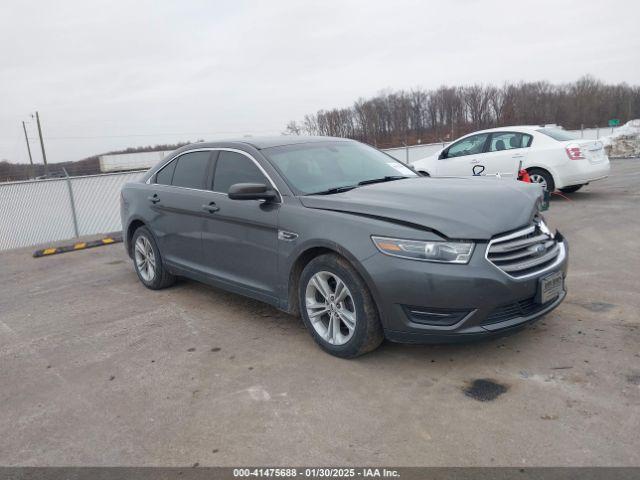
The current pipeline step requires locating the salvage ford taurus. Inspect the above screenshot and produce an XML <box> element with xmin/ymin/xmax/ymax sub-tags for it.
<box><xmin>120</xmin><ymin>136</ymin><xmax>568</xmax><ymax>358</ymax></box>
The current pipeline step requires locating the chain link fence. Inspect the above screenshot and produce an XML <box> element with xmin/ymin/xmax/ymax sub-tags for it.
<box><xmin>380</xmin><ymin>127</ymin><xmax>619</xmax><ymax>164</ymax></box>
<box><xmin>0</xmin><ymin>171</ymin><xmax>144</xmax><ymax>251</ymax></box>
<box><xmin>0</xmin><ymin>126</ymin><xmax>621</xmax><ymax>252</ymax></box>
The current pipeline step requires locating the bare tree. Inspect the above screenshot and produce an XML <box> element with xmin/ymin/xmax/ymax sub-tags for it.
<box><xmin>286</xmin><ymin>77</ymin><xmax>640</xmax><ymax>147</ymax></box>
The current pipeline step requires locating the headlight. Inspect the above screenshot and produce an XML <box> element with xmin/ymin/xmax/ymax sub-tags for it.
<box><xmin>371</xmin><ymin>236</ymin><xmax>474</xmax><ymax>264</ymax></box>
<box><xmin>537</xmin><ymin>216</ymin><xmax>554</xmax><ymax>238</ymax></box>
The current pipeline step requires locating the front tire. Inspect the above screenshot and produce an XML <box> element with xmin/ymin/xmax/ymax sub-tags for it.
<box><xmin>527</xmin><ymin>168</ymin><xmax>555</xmax><ymax>193</ymax></box>
<box><xmin>132</xmin><ymin>226</ymin><xmax>175</xmax><ymax>290</ymax></box>
<box><xmin>298</xmin><ymin>253</ymin><xmax>383</xmax><ymax>358</ymax></box>
<box><xmin>560</xmin><ymin>184</ymin><xmax>583</xmax><ymax>193</ymax></box>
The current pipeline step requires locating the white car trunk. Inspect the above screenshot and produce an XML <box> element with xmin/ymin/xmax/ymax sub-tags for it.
<box><xmin>572</xmin><ymin>140</ymin><xmax>606</xmax><ymax>164</ymax></box>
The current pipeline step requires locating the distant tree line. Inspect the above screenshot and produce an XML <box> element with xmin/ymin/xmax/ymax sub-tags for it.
<box><xmin>0</xmin><ymin>141</ymin><xmax>192</xmax><ymax>183</ymax></box>
<box><xmin>285</xmin><ymin>76</ymin><xmax>640</xmax><ymax>148</ymax></box>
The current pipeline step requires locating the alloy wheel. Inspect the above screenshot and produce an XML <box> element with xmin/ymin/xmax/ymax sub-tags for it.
<box><xmin>305</xmin><ymin>271</ymin><xmax>357</xmax><ymax>345</ymax></box>
<box><xmin>529</xmin><ymin>173</ymin><xmax>548</xmax><ymax>190</ymax></box>
<box><xmin>134</xmin><ymin>235</ymin><xmax>156</xmax><ymax>282</ymax></box>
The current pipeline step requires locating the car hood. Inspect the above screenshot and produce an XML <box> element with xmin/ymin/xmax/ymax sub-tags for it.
<box><xmin>299</xmin><ymin>177</ymin><xmax>543</xmax><ymax>240</ymax></box>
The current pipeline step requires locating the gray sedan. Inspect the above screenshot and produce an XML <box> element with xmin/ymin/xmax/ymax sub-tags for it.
<box><xmin>120</xmin><ymin>136</ymin><xmax>568</xmax><ymax>358</ymax></box>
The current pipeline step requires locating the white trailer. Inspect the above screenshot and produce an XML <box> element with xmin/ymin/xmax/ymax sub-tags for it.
<box><xmin>99</xmin><ymin>150</ymin><xmax>173</xmax><ymax>173</ymax></box>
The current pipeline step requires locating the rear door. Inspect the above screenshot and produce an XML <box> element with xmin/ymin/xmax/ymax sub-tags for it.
<box><xmin>482</xmin><ymin>131</ymin><xmax>533</xmax><ymax>177</ymax></box>
<box><xmin>200</xmin><ymin>150</ymin><xmax>280</xmax><ymax>301</ymax></box>
<box><xmin>436</xmin><ymin>133</ymin><xmax>490</xmax><ymax>176</ymax></box>
<box><xmin>148</xmin><ymin>150</ymin><xmax>214</xmax><ymax>271</ymax></box>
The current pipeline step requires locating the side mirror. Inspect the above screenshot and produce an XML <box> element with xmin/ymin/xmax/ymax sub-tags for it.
<box><xmin>228</xmin><ymin>183</ymin><xmax>277</xmax><ymax>201</ymax></box>
<box><xmin>438</xmin><ymin>149</ymin><xmax>448</xmax><ymax>160</ymax></box>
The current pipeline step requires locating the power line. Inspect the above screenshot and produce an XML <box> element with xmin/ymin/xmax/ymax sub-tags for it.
<box><xmin>0</xmin><ymin>129</ymin><xmax>282</xmax><ymax>141</ymax></box>
<box><xmin>38</xmin><ymin>130</ymin><xmax>281</xmax><ymax>140</ymax></box>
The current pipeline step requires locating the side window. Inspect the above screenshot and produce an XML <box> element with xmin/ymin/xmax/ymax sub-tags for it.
<box><xmin>489</xmin><ymin>132</ymin><xmax>533</xmax><ymax>152</ymax></box>
<box><xmin>445</xmin><ymin>133</ymin><xmax>489</xmax><ymax>158</ymax></box>
<box><xmin>171</xmin><ymin>152</ymin><xmax>211</xmax><ymax>189</ymax></box>
<box><xmin>213</xmin><ymin>151</ymin><xmax>268</xmax><ymax>193</ymax></box>
<box><xmin>523</xmin><ymin>134</ymin><xmax>533</xmax><ymax>147</ymax></box>
<box><xmin>155</xmin><ymin>159</ymin><xmax>176</xmax><ymax>185</ymax></box>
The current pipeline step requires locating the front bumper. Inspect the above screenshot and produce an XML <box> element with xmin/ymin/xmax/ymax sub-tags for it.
<box><xmin>362</xmin><ymin>237</ymin><xmax>569</xmax><ymax>344</ymax></box>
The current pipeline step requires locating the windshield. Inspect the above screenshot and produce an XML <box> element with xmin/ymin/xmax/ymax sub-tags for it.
<box><xmin>262</xmin><ymin>141</ymin><xmax>417</xmax><ymax>195</ymax></box>
<box><xmin>536</xmin><ymin>128</ymin><xmax>579</xmax><ymax>141</ymax></box>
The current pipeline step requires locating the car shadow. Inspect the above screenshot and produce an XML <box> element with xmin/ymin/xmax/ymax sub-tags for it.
<box><xmin>175</xmin><ymin>276</ymin><xmax>552</xmax><ymax>363</ymax></box>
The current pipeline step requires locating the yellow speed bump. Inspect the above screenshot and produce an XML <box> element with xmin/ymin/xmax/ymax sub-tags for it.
<box><xmin>33</xmin><ymin>233</ymin><xmax>123</xmax><ymax>258</ymax></box>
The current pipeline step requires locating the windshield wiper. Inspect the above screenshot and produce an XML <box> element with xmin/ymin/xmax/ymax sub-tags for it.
<box><xmin>306</xmin><ymin>185</ymin><xmax>357</xmax><ymax>196</ymax></box>
<box><xmin>306</xmin><ymin>176</ymin><xmax>409</xmax><ymax>195</ymax></box>
<box><xmin>357</xmin><ymin>175</ymin><xmax>408</xmax><ymax>186</ymax></box>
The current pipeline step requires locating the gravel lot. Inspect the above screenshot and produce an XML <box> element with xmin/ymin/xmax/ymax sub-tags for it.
<box><xmin>1</xmin><ymin>159</ymin><xmax>639</xmax><ymax>467</ymax></box>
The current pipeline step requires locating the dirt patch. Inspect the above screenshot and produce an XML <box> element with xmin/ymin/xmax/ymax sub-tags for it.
<box><xmin>578</xmin><ymin>302</ymin><xmax>615</xmax><ymax>313</ymax></box>
<box><xmin>626</xmin><ymin>374</ymin><xmax>640</xmax><ymax>386</ymax></box>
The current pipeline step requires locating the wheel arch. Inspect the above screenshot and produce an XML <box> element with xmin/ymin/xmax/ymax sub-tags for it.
<box><xmin>125</xmin><ymin>217</ymin><xmax>147</xmax><ymax>258</ymax></box>
<box><xmin>285</xmin><ymin>242</ymin><xmax>385</xmax><ymax>323</ymax></box>
<box><xmin>525</xmin><ymin>165</ymin><xmax>559</xmax><ymax>189</ymax></box>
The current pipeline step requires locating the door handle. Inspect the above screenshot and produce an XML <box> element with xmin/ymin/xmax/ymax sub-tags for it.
<box><xmin>512</xmin><ymin>153</ymin><xmax>525</xmax><ymax>158</ymax></box>
<box><xmin>470</xmin><ymin>159</ymin><xmax>480</xmax><ymax>164</ymax></box>
<box><xmin>147</xmin><ymin>194</ymin><xmax>160</xmax><ymax>204</ymax></box>
<box><xmin>202</xmin><ymin>202</ymin><xmax>220</xmax><ymax>213</ymax></box>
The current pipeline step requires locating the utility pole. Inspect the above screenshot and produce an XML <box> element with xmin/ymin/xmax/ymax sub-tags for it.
<box><xmin>22</xmin><ymin>121</ymin><xmax>34</xmax><ymax>178</ymax></box>
<box><xmin>34</xmin><ymin>111</ymin><xmax>49</xmax><ymax>175</ymax></box>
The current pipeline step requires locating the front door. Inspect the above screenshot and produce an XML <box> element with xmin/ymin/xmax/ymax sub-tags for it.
<box><xmin>436</xmin><ymin>133</ymin><xmax>490</xmax><ymax>176</ymax></box>
<box><xmin>200</xmin><ymin>150</ymin><xmax>280</xmax><ymax>300</ymax></box>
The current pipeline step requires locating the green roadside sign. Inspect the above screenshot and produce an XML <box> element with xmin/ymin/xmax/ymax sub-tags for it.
<box><xmin>609</xmin><ymin>119</ymin><xmax>620</xmax><ymax>127</ymax></box>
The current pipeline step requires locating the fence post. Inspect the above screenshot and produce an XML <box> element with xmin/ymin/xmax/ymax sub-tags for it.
<box><xmin>63</xmin><ymin>168</ymin><xmax>80</xmax><ymax>238</ymax></box>
<box><xmin>581</xmin><ymin>124</ymin><xmax>584</xmax><ymax>138</ymax></box>
<box><xmin>406</xmin><ymin>144</ymin><xmax>410</xmax><ymax>164</ymax></box>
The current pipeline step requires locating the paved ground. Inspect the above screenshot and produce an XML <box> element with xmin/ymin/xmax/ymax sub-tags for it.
<box><xmin>1</xmin><ymin>159</ymin><xmax>639</xmax><ymax>467</ymax></box>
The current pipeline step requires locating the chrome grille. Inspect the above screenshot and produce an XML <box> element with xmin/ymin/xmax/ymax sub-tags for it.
<box><xmin>486</xmin><ymin>219</ymin><xmax>564</xmax><ymax>278</ymax></box>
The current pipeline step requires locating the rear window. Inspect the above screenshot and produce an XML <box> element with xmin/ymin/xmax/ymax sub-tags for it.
<box><xmin>536</xmin><ymin>128</ymin><xmax>579</xmax><ymax>141</ymax></box>
<box><xmin>171</xmin><ymin>152</ymin><xmax>211</xmax><ymax>189</ymax></box>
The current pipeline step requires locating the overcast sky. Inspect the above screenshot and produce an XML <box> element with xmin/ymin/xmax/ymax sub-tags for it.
<box><xmin>1</xmin><ymin>0</ymin><xmax>639</xmax><ymax>164</ymax></box>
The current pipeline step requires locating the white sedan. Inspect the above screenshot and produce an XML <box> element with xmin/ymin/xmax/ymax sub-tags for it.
<box><xmin>411</xmin><ymin>126</ymin><xmax>610</xmax><ymax>193</ymax></box>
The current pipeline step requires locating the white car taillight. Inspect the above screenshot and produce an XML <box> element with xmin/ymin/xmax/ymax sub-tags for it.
<box><xmin>565</xmin><ymin>144</ymin><xmax>585</xmax><ymax>160</ymax></box>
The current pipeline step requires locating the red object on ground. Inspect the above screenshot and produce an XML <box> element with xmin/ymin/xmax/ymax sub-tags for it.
<box><xmin>518</xmin><ymin>169</ymin><xmax>531</xmax><ymax>183</ymax></box>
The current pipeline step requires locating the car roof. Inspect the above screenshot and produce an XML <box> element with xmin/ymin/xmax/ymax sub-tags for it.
<box><xmin>467</xmin><ymin>125</ymin><xmax>544</xmax><ymax>136</ymax></box>
<box><xmin>179</xmin><ymin>135</ymin><xmax>353</xmax><ymax>151</ymax></box>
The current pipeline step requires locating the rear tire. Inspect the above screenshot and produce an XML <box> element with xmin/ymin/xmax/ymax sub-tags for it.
<box><xmin>132</xmin><ymin>226</ymin><xmax>175</xmax><ymax>290</ymax></box>
<box><xmin>527</xmin><ymin>168</ymin><xmax>555</xmax><ymax>193</ymax></box>
<box><xmin>298</xmin><ymin>253</ymin><xmax>384</xmax><ymax>358</ymax></box>
<box><xmin>560</xmin><ymin>184</ymin><xmax>583</xmax><ymax>193</ymax></box>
